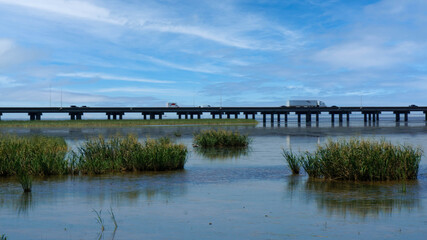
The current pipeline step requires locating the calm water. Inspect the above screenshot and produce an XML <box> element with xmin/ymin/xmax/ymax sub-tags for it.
<box><xmin>1</xmin><ymin>121</ymin><xmax>427</xmax><ymax>239</ymax></box>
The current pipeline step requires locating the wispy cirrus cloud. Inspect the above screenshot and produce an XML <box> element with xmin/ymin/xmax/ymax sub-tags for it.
<box><xmin>0</xmin><ymin>0</ymin><xmax>125</xmax><ymax>25</ymax></box>
<box><xmin>57</xmin><ymin>72</ymin><xmax>174</xmax><ymax>84</ymax></box>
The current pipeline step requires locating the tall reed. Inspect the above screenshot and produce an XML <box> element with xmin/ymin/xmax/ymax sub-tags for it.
<box><xmin>0</xmin><ymin>135</ymin><xmax>68</xmax><ymax>177</ymax></box>
<box><xmin>282</xmin><ymin>150</ymin><xmax>301</xmax><ymax>174</ymax></box>
<box><xmin>193</xmin><ymin>129</ymin><xmax>250</xmax><ymax>148</ymax></box>
<box><xmin>283</xmin><ymin>138</ymin><xmax>422</xmax><ymax>181</ymax></box>
<box><xmin>72</xmin><ymin>135</ymin><xmax>188</xmax><ymax>174</ymax></box>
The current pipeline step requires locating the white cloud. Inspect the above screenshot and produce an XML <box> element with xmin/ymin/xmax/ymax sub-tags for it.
<box><xmin>140</xmin><ymin>55</ymin><xmax>223</xmax><ymax>74</ymax></box>
<box><xmin>0</xmin><ymin>0</ymin><xmax>125</xmax><ymax>25</ymax></box>
<box><xmin>0</xmin><ymin>38</ymin><xmax>40</xmax><ymax>69</ymax></box>
<box><xmin>57</xmin><ymin>72</ymin><xmax>174</xmax><ymax>84</ymax></box>
<box><xmin>0</xmin><ymin>76</ymin><xmax>20</xmax><ymax>87</ymax></box>
<box><xmin>313</xmin><ymin>41</ymin><xmax>418</xmax><ymax>69</ymax></box>
<box><xmin>96</xmin><ymin>87</ymin><xmax>192</xmax><ymax>96</ymax></box>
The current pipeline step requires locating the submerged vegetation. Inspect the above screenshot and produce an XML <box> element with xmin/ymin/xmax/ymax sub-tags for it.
<box><xmin>71</xmin><ymin>135</ymin><xmax>187</xmax><ymax>174</ymax></box>
<box><xmin>0</xmin><ymin>119</ymin><xmax>257</xmax><ymax>128</ymax></box>
<box><xmin>193</xmin><ymin>129</ymin><xmax>251</xmax><ymax>148</ymax></box>
<box><xmin>283</xmin><ymin>138</ymin><xmax>422</xmax><ymax>181</ymax></box>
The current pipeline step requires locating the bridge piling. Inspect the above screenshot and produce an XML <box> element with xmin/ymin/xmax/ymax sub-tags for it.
<box><xmin>306</xmin><ymin>113</ymin><xmax>311</xmax><ymax>123</ymax></box>
<box><xmin>28</xmin><ymin>112</ymin><xmax>42</xmax><ymax>121</ymax></box>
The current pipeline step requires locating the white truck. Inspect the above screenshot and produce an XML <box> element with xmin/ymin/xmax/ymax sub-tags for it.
<box><xmin>285</xmin><ymin>100</ymin><xmax>326</xmax><ymax>107</ymax></box>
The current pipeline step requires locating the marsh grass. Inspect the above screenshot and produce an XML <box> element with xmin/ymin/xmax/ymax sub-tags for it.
<box><xmin>109</xmin><ymin>207</ymin><xmax>118</xmax><ymax>229</ymax></box>
<box><xmin>282</xmin><ymin>150</ymin><xmax>301</xmax><ymax>174</ymax></box>
<box><xmin>283</xmin><ymin>138</ymin><xmax>422</xmax><ymax>181</ymax></box>
<box><xmin>72</xmin><ymin>135</ymin><xmax>188</xmax><ymax>174</ymax></box>
<box><xmin>1</xmin><ymin>234</ymin><xmax>7</xmax><ymax>240</ymax></box>
<box><xmin>0</xmin><ymin>135</ymin><xmax>68</xmax><ymax>177</ymax></box>
<box><xmin>17</xmin><ymin>171</ymin><xmax>32</xmax><ymax>193</ymax></box>
<box><xmin>93</xmin><ymin>209</ymin><xmax>105</xmax><ymax>232</ymax></box>
<box><xmin>193</xmin><ymin>129</ymin><xmax>251</xmax><ymax>148</ymax></box>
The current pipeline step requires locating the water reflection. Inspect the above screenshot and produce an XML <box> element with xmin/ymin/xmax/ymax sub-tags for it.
<box><xmin>194</xmin><ymin>147</ymin><xmax>250</xmax><ymax>160</ymax></box>
<box><xmin>16</xmin><ymin>193</ymin><xmax>33</xmax><ymax>215</ymax></box>
<box><xmin>0</xmin><ymin>173</ymin><xmax>189</xmax><ymax>214</ymax></box>
<box><xmin>287</xmin><ymin>178</ymin><xmax>421</xmax><ymax>219</ymax></box>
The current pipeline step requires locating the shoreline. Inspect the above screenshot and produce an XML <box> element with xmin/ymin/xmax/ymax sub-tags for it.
<box><xmin>0</xmin><ymin>119</ymin><xmax>258</xmax><ymax>128</ymax></box>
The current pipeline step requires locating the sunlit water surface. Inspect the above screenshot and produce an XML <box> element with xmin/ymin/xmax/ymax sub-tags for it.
<box><xmin>1</xmin><ymin>120</ymin><xmax>427</xmax><ymax>239</ymax></box>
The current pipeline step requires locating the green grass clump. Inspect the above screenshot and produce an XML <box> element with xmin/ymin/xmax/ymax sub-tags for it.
<box><xmin>72</xmin><ymin>135</ymin><xmax>188</xmax><ymax>174</ymax></box>
<box><xmin>282</xmin><ymin>150</ymin><xmax>301</xmax><ymax>175</ymax></box>
<box><xmin>193</xmin><ymin>129</ymin><xmax>250</xmax><ymax>148</ymax></box>
<box><xmin>283</xmin><ymin>138</ymin><xmax>422</xmax><ymax>181</ymax></box>
<box><xmin>1</xmin><ymin>234</ymin><xmax>7</xmax><ymax>240</ymax></box>
<box><xmin>0</xmin><ymin>135</ymin><xmax>68</xmax><ymax>177</ymax></box>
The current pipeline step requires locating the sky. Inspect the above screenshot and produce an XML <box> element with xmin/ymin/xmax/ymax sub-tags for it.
<box><xmin>0</xmin><ymin>0</ymin><xmax>426</xmax><ymax>107</ymax></box>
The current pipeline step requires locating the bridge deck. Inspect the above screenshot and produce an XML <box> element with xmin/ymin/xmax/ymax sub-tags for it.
<box><xmin>0</xmin><ymin>106</ymin><xmax>426</xmax><ymax>122</ymax></box>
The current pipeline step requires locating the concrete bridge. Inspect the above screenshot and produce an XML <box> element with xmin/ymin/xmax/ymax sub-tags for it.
<box><xmin>0</xmin><ymin>106</ymin><xmax>426</xmax><ymax>123</ymax></box>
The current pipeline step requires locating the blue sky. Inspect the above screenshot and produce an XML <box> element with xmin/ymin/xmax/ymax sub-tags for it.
<box><xmin>0</xmin><ymin>0</ymin><xmax>426</xmax><ymax>107</ymax></box>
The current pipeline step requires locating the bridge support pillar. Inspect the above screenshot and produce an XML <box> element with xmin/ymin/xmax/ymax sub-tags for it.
<box><xmin>263</xmin><ymin>114</ymin><xmax>266</xmax><ymax>123</ymax></box>
<box><xmin>339</xmin><ymin>114</ymin><xmax>343</xmax><ymax>123</ymax></box>
<box><xmin>0</xmin><ymin>113</ymin><xmax>2</xmax><ymax>121</ymax></box>
<box><xmin>277</xmin><ymin>114</ymin><xmax>281</xmax><ymax>123</ymax></box>
<box><xmin>235</xmin><ymin>113</ymin><xmax>238</xmax><ymax>119</ymax></box>
<box><xmin>331</xmin><ymin>114</ymin><xmax>335</xmax><ymax>123</ymax></box>
<box><xmin>69</xmin><ymin>112</ymin><xmax>83</xmax><ymax>120</ymax></box>
<box><xmin>316</xmin><ymin>113</ymin><xmax>319</xmax><ymax>122</ymax></box>
<box><xmin>424</xmin><ymin>111</ymin><xmax>427</xmax><ymax>121</ymax></box>
<box><xmin>190</xmin><ymin>114</ymin><xmax>194</xmax><ymax>119</ymax></box>
<box><xmin>28</xmin><ymin>112</ymin><xmax>42</xmax><ymax>121</ymax></box>
<box><xmin>284</xmin><ymin>113</ymin><xmax>288</xmax><ymax>123</ymax></box>
<box><xmin>226</xmin><ymin>113</ymin><xmax>230</xmax><ymax>119</ymax></box>
<box><xmin>198</xmin><ymin>114</ymin><xmax>201</xmax><ymax>119</ymax></box>
<box><xmin>297</xmin><ymin>114</ymin><xmax>301</xmax><ymax>123</ymax></box>
<box><xmin>178</xmin><ymin>114</ymin><xmax>182</xmax><ymax>119</ymax></box>
<box><xmin>394</xmin><ymin>111</ymin><xmax>408</xmax><ymax>122</ymax></box>
<box><xmin>271</xmin><ymin>114</ymin><xmax>274</xmax><ymax>124</ymax></box>
<box><xmin>245</xmin><ymin>113</ymin><xmax>248</xmax><ymax>119</ymax></box>
<box><xmin>347</xmin><ymin>113</ymin><xmax>350</xmax><ymax>122</ymax></box>
<box><xmin>306</xmin><ymin>113</ymin><xmax>311</xmax><ymax>123</ymax></box>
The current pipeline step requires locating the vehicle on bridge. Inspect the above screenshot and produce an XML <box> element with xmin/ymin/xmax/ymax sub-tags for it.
<box><xmin>284</xmin><ymin>100</ymin><xmax>326</xmax><ymax>107</ymax></box>
<box><xmin>167</xmin><ymin>102</ymin><xmax>179</xmax><ymax>108</ymax></box>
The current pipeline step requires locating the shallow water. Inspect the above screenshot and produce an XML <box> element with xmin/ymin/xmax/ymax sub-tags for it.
<box><xmin>1</xmin><ymin>120</ymin><xmax>427</xmax><ymax>239</ymax></box>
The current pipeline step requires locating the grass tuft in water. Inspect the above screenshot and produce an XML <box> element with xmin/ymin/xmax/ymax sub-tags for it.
<box><xmin>193</xmin><ymin>129</ymin><xmax>250</xmax><ymax>148</ymax></box>
<box><xmin>283</xmin><ymin>138</ymin><xmax>422</xmax><ymax>181</ymax></box>
<box><xmin>72</xmin><ymin>135</ymin><xmax>188</xmax><ymax>174</ymax></box>
<box><xmin>0</xmin><ymin>135</ymin><xmax>68</xmax><ymax>177</ymax></box>
<box><xmin>282</xmin><ymin>149</ymin><xmax>301</xmax><ymax>175</ymax></box>
<box><xmin>109</xmin><ymin>207</ymin><xmax>118</xmax><ymax>229</ymax></box>
<box><xmin>93</xmin><ymin>209</ymin><xmax>105</xmax><ymax>232</ymax></box>
<box><xmin>17</xmin><ymin>170</ymin><xmax>33</xmax><ymax>193</ymax></box>
<box><xmin>1</xmin><ymin>234</ymin><xmax>7</xmax><ymax>240</ymax></box>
